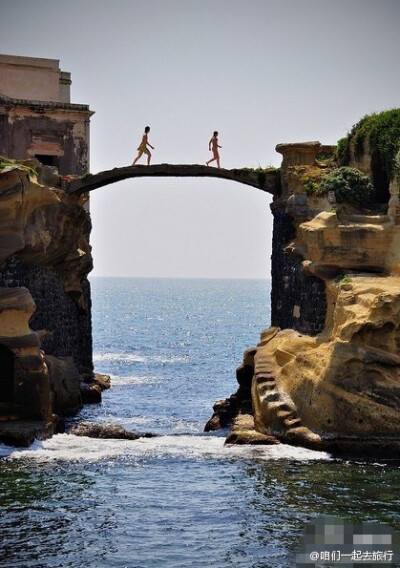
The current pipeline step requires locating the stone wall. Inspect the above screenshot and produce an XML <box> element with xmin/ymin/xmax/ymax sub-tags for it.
<box><xmin>0</xmin><ymin>102</ymin><xmax>92</xmax><ymax>176</ymax></box>
<box><xmin>0</xmin><ymin>256</ymin><xmax>92</xmax><ymax>372</ymax></box>
<box><xmin>270</xmin><ymin>203</ymin><xmax>326</xmax><ymax>336</ymax></box>
<box><xmin>0</xmin><ymin>54</ymin><xmax>63</xmax><ymax>103</ymax></box>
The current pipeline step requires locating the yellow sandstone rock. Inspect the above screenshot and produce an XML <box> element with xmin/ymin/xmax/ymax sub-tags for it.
<box><xmin>249</xmin><ymin>138</ymin><xmax>400</xmax><ymax>451</ymax></box>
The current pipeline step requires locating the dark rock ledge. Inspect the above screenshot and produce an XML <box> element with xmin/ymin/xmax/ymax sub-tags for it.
<box><xmin>68</xmin><ymin>422</ymin><xmax>157</xmax><ymax>440</ymax></box>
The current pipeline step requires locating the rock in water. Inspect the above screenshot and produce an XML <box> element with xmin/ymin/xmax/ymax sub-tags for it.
<box><xmin>69</xmin><ymin>422</ymin><xmax>156</xmax><ymax>440</ymax></box>
<box><xmin>225</xmin><ymin>414</ymin><xmax>280</xmax><ymax>446</ymax></box>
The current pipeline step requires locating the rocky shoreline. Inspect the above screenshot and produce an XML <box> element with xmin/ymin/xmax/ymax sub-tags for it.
<box><xmin>207</xmin><ymin>111</ymin><xmax>400</xmax><ymax>458</ymax></box>
<box><xmin>0</xmin><ymin>157</ymin><xmax>105</xmax><ymax>446</ymax></box>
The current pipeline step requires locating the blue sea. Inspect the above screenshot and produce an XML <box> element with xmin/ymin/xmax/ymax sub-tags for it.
<box><xmin>1</xmin><ymin>277</ymin><xmax>400</xmax><ymax>568</ymax></box>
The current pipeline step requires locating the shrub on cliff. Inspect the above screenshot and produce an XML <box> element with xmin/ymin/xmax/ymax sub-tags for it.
<box><xmin>320</xmin><ymin>166</ymin><xmax>374</xmax><ymax>207</ymax></box>
<box><xmin>338</xmin><ymin>109</ymin><xmax>400</xmax><ymax>182</ymax></box>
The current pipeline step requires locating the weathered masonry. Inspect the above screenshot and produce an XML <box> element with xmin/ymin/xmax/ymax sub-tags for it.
<box><xmin>0</xmin><ymin>54</ymin><xmax>94</xmax><ymax>175</ymax></box>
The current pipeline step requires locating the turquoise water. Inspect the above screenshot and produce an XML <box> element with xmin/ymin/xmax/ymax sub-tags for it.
<box><xmin>0</xmin><ymin>278</ymin><xmax>400</xmax><ymax>568</ymax></box>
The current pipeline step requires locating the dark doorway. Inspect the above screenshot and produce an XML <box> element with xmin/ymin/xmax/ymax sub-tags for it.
<box><xmin>35</xmin><ymin>154</ymin><xmax>59</xmax><ymax>168</ymax></box>
<box><xmin>371</xmin><ymin>151</ymin><xmax>391</xmax><ymax>205</ymax></box>
<box><xmin>0</xmin><ymin>344</ymin><xmax>15</xmax><ymax>404</ymax></box>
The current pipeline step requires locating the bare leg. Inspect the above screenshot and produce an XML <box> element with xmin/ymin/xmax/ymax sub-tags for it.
<box><xmin>132</xmin><ymin>150</ymin><xmax>144</xmax><ymax>165</ymax></box>
<box><xmin>147</xmin><ymin>151</ymin><xmax>152</xmax><ymax>166</ymax></box>
<box><xmin>207</xmin><ymin>152</ymin><xmax>218</xmax><ymax>166</ymax></box>
<box><xmin>207</xmin><ymin>150</ymin><xmax>220</xmax><ymax>167</ymax></box>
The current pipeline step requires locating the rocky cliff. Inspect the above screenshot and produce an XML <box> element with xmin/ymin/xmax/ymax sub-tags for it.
<box><xmin>0</xmin><ymin>157</ymin><xmax>104</xmax><ymax>445</ymax></box>
<box><xmin>208</xmin><ymin>110</ymin><xmax>400</xmax><ymax>456</ymax></box>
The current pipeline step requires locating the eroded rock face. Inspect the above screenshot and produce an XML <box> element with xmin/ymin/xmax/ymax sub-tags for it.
<box><xmin>250</xmin><ymin>276</ymin><xmax>400</xmax><ymax>454</ymax></box>
<box><xmin>212</xmin><ymin>138</ymin><xmax>400</xmax><ymax>455</ymax></box>
<box><xmin>0</xmin><ymin>159</ymin><xmax>95</xmax><ymax>444</ymax></box>
<box><xmin>0</xmin><ymin>161</ymin><xmax>92</xmax><ymax>301</ymax></box>
<box><xmin>253</xmin><ymin>277</ymin><xmax>400</xmax><ymax>439</ymax></box>
<box><xmin>298</xmin><ymin>211</ymin><xmax>400</xmax><ymax>277</ymax></box>
<box><xmin>251</xmin><ymin>142</ymin><xmax>400</xmax><ymax>452</ymax></box>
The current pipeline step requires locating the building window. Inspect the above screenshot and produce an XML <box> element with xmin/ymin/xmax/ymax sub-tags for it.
<box><xmin>35</xmin><ymin>154</ymin><xmax>59</xmax><ymax>168</ymax></box>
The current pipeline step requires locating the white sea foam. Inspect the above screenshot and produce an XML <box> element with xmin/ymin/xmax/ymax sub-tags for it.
<box><xmin>93</xmin><ymin>352</ymin><xmax>188</xmax><ymax>364</ymax></box>
<box><xmin>108</xmin><ymin>375</ymin><xmax>159</xmax><ymax>386</ymax></box>
<box><xmin>4</xmin><ymin>432</ymin><xmax>331</xmax><ymax>464</ymax></box>
<box><xmin>93</xmin><ymin>352</ymin><xmax>146</xmax><ymax>363</ymax></box>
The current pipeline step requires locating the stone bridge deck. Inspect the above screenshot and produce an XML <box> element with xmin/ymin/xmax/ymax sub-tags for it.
<box><xmin>66</xmin><ymin>164</ymin><xmax>278</xmax><ymax>196</ymax></box>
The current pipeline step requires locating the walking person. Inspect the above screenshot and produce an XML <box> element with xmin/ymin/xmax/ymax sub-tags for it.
<box><xmin>132</xmin><ymin>126</ymin><xmax>154</xmax><ymax>165</ymax></box>
<box><xmin>206</xmin><ymin>131</ymin><xmax>222</xmax><ymax>168</ymax></box>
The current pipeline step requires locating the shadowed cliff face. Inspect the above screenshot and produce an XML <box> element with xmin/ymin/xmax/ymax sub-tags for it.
<box><xmin>0</xmin><ymin>159</ymin><xmax>92</xmax><ymax>303</ymax></box>
<box><xmin>0</xmin><ymin>158</ymin><xmax>97</xmax><ymax>443</ymax></box>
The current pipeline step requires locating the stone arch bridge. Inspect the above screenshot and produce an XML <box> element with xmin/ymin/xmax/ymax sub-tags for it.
<box><xmin>66</xmin><ymin>164</ymin><xmax>278</xmax><ymax>196</ymax></box>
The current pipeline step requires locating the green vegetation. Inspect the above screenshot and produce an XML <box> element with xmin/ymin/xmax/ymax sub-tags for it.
<box><xmin>304</xmin><ymin>176</ymin><xmax>323</xmax><ymax>197</ymax></box>
<box><xmin>314</xmin><ymin>149</ymin><xmax>336</xmax><ymax>167</ymax></box>
<box><xmin>0</xmin><ymin>157</ymin><xmax>17</xmax><ymax>170</ymax></box>
<box><xmin>235</xmin><ymin>166</ymin><xmax>281</xmax><ymax>193</ymax></box>
<box><xmin>340</xmin><ymin>109</ymin><xmax>400</xmax><ymax>181</ymax></box>
<box><xmin>303</xmin><ymin>167</ymin><xmax>333</xmax><ymax>197</ymax></box>
<box><xmin>81</xmin><ymin>172</ymin><xmax>93</xmax><ymax>180</ymax></box>
<box><xmin>238</xmin><ymin>166</ymin><xmax>279</xmax><ymax>174</ymax></box>
<box><xmin>335</xmin><ymin>137</ymin><xmax>348</xmax><ymax>162</ymax></box>
<box><xmin>0</xmin><ymin>157</ymin><xmax>37</xmax><ymax>178</ymax></box>
<box><xmin>319</xmin><ymin>166</ymin><xmax>374</xmax><ymax>207</ymax></box>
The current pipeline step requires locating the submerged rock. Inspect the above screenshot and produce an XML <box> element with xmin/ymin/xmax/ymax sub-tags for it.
<box><xmin>69</xmin><ymin>422</ymin><xmax>157</xmax><ymax>440</ymax></box>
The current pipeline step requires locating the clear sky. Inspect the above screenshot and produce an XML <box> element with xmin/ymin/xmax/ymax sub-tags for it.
<box><xmin>1</xmin><ymin>0</ymin><xmax>399</xmax><ymax>278</ymax></box>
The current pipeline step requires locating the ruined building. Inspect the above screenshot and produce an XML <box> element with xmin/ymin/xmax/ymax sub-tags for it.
<box><xmin>0</xmin><ymin>53</ymin><xmax>93</xmax><ymax>174</ymax></box>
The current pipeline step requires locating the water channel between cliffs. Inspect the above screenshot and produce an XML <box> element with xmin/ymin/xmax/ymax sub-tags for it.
<box><xmin>1</xmin><ymin>277</ymin><xmax>400</xmax><ymax>568</ymax></box>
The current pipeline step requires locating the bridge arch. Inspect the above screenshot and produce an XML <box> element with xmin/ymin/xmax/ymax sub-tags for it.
<box><xmin>88</xmin><ymin>174</ymin><xmax>274</xmax><ymax>279</ymax></box>
<box><xmin>66</xmin><ymin>164</ymin><xmax>279</xmax><ymax>196</ymax></box>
